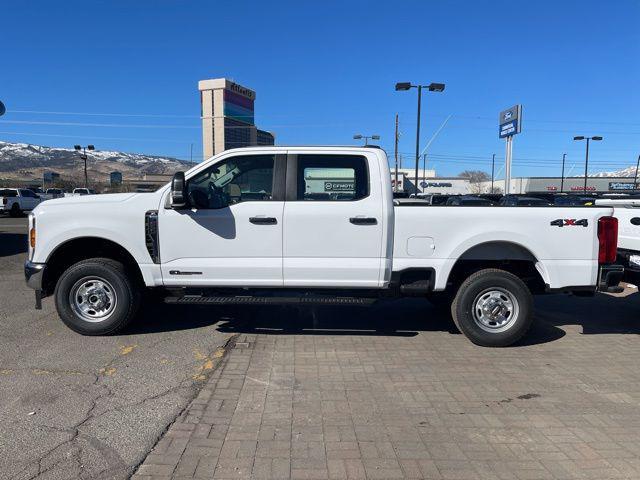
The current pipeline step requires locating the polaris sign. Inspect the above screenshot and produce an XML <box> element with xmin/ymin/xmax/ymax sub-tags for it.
<box><xmin>499</xmin><ymin>105</ymin><xmax>522</xmax><ymax>138</ymax></box>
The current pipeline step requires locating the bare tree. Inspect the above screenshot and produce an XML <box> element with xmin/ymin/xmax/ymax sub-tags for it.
<box><xmin>459</xmin><ymin>170</ymin><xmax>490</xmax><ymax>194</ymax></box>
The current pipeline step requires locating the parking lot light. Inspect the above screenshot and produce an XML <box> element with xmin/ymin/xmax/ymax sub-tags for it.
<box><xmin>353</xmin><ymin>134</ymin><xmax>380</xmax><ymax>146</ymax></box>
<box><xmin>395</xmin><ymin>81</ymin><xmax>446</xmax><ymax>194</ymax></box>
<box><xmin>574</xmin><ymin>136</ymin><xmax>603</xmax><ymax>192</ymax></box>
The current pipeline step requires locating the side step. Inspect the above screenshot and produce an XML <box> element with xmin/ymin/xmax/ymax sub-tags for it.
<box><xmin>164</xmin><ymin>295</ymin><xmax>377</xmax><ymax>306</ymax></box>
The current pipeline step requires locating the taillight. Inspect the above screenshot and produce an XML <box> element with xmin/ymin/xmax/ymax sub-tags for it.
<box><xmin>598</xmin><ymin>216</ymin><xmax>618</xmax><ymax>264</ymax></box>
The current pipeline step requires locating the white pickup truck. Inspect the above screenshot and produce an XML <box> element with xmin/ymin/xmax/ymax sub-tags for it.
<box><xmin>24</xmin><ymin>147</ymin><xmax>622</xmax><ymax>346</ymax></box>
<box><xmin>1</xmin><ymin>188</ymin><xmax>42</xmax><ymax>217</ymax></box>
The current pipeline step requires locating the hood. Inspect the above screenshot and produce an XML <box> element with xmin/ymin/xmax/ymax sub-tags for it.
<box><xmin>40</xmin><ymin>192</ymin><xmax>141</xmax><ymax>207</ymax></box>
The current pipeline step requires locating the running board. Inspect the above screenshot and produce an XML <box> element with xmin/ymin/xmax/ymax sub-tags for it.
<box><xmin>164</xmin><ymin>295</ymin><xmax>377</xmax><ymax>306</ymax></box>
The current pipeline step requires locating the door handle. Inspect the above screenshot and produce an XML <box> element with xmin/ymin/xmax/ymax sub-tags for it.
<box><xmin>631</xmin><ymin>217</ymin><xmax>640</xmax><ymax>226</ymax></box>
<box><xmin>349</xmin><ymin>216</ymin><xmax>377</xmax><ymax>225</ymax></box>
<box><xmin>249</xmin><ymin>216</ymin><xmax>277</xmax><ymax>225</ymax></box>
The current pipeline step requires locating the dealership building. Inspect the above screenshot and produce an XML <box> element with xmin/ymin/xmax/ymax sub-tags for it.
<box><xmin>198</xmin><ymin>78</ymin><xmax>274</xmax><ymax>159</ymax></box>
<box><xmin>479</xmin><ymin>177</ymin><xmax>639</xmax><ymax>194</ymax></box>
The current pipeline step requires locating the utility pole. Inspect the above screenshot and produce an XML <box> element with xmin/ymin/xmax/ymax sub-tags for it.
<box><xmin>634</xmin><ymin>154</ymin><xmax>640</xmax><ymax>191</ymax></box>
<box><xmin>394</xmin><ymin>114</ymin><xmax>399</xmax><ymax>192</ymax></box>
<box><xmin>560</xmin><ymin>153</ymin><xmax>566</xmax><ymax>193</ymax></box>
<box><xmin>491</xmin><ymin>154</ymin><xmax>495</xmax><ymax>193</ymax></box>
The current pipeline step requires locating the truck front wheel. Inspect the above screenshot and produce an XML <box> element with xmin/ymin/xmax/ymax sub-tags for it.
<box><xmin>451</xmin><ymin>269</ymin><xmax>533</xmax><ymax>347</ymax></box>
<box><xmin>54</xmin><ymin>258</ymin><xmax>140</xmax><ymax>335</ymax></box>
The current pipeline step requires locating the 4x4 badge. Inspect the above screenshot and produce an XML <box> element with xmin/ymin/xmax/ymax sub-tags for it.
<box><xmin>550</xmin><ymin>219</ymin><xmax>588</xmax><ymax>227</ymax></box>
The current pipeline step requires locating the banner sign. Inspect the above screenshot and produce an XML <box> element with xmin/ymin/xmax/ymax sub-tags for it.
<box><xmin>609</xmin><ymin>182</ymin><xmax>636</xmax><ymax>191</ymax></box>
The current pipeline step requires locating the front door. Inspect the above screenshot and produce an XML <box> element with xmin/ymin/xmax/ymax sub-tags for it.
<box><xmin>282</xmin><ymin>153</ymin><xmax>384</xmax><ymax>287</ymax></box>
<box><xmin>159</xmin><ymin>153</ymin><xmax>285</xmax><ymax>286</ymax></box>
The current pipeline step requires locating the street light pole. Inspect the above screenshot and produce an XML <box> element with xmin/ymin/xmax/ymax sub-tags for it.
<box><xmin>573</xmin><ymin>136</ymin><xmax>602</xmax><ymax>193</ymax></box>
<box><xmin>560</xmin><ymin>153</ymin><xmax>566</xmax><ymax>193</ymax></box>
<box><xmin>74</xmin><ymin>144</ymin><xmax>95</xmax><ymax>189</ymax></box>
<box><xmin>414</xmin><ymin>85</ymin><xmax>422</xmax><ymax>195</ymax></box>
<box><xmin>395</xmin><ymin>81</ymin><xmax>445</xmax><ymax>196</ymax></box>
<box><xmin>583</xmin><ymin>137</ymin><xmax>590</xmax><ymax>192</ymax></box>
<box><xmin>353</xmin><ymin>134</ymin><xmax>380</xmax><ymax>146</ymax></box>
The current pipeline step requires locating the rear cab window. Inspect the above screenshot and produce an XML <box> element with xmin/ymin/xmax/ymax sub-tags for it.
<box><xmin>295</xmin><ymin>155</ymin><xmax>369</xmax><ymax>201</ymax></box>
<box><xmin>0</xmin><ymin>189</ymin><xmax>18</xmax><ymax>197</ymax></box>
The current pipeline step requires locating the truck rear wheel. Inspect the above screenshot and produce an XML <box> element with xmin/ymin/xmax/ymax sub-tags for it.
<box><xmin>54</xmin><ymin>258</ymin><xmax>140</xmax><ymax>335</ymax></box>
<box><xmin>451</xmin><ymin>269</ymin><xmax>533</xmax><ymax>347</ymax></box>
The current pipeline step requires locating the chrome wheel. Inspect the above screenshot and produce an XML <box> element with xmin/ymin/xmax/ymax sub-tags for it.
<box><xmin>472</xmin><ymin>288</ymin><xmax>519</xmax><ymax>333</ymax></box>
<box><xmin>69</xmin><ymin>277</ymin><xmax>117</xmax><ymax>323</ymax></box>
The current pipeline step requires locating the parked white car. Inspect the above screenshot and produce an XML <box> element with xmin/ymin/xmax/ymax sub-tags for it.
<box><xmin>1</xmin><ymin>188</ymin><xmax>41</xmax><ymax>217</ymax></box>
<box><xmin>25</xmin><ymin>147</ymin><xmax>622</xmax><ymax>346</ymax></box>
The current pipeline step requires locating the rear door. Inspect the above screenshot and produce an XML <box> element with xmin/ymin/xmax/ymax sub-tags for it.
<box><xmin>282</xmin><ymin>152</ymin><xmax>384</xmax><ymax>287</ymax></box>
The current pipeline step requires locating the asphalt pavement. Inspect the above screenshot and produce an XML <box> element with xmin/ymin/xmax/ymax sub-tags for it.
<box><xmin>0</xmin><ymin>216</ymin><xmax>235</xmax><ymax>479</ymax></box>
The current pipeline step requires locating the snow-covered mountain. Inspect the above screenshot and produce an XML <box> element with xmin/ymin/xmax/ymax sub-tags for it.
<box><xmin>0</xmin><ymin>141</ymin><xmax>193</xmax><ymax>178</ymax></box>
<box><xmin>591</xmin><ymin>165</ymin><xmax>640</xmax><ymax>178</ymax></box>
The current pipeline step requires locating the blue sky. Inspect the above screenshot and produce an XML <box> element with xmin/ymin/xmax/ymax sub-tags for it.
<box><xmin>1</xmin><ymin>0</ymin><xmax>638</xmax><ymax>177</ymax></box>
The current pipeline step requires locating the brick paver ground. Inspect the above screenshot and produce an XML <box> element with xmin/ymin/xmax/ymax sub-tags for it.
<box><xmin>133</xmin><ymin>296</ymin><xmax>640</xmax><ymax>479</ymax></box>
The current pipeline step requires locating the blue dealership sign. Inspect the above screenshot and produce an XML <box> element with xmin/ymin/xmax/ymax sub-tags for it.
<box><xmin>498</xmin><ymin>105</ymin><xmax>522</xmax><ymax>138</ymax></box>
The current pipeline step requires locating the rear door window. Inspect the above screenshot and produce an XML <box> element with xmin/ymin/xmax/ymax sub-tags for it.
<box><xmin>296</xmin><ymin>155</ymin><xmax>369</xmax><ymax>201</ymax></box>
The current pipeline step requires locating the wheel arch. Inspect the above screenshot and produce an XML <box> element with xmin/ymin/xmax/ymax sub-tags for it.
<box><xmin>42</xmin><ymin>236</ymin><xmax>144</xmax><ymax>295</ymax></box>
<box><xmin>444</xmin><ymin>241</ymin><xmax>548</xmax><ymax>293</ymax></box>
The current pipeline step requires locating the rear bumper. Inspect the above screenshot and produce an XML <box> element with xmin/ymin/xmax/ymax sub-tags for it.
<box><xmin>597</xmin><ymin>264</ymin><xmax>624</xmax><ymax>293</ymax></box>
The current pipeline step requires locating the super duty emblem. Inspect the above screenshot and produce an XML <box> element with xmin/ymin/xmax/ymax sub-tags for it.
<box><xmin>550</xmin><ymin>219</ymin><xmax>588</xmax><ymax>227</ymax></box>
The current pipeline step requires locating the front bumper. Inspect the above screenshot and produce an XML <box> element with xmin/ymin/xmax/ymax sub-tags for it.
<box><xmin>24</xmin><ymin>261</ymin><xmax>46</xmax><ymax>309</ymax></box>
<box><xmin>598</xmin><ymin>264</ymin><xmax>625</xmax><ymax>293</ymax></box>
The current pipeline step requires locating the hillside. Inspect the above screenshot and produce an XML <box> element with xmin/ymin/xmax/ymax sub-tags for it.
<box><xmin>0</xmin><ymin>141</ymin><xmax>193</xmax><ymax>182</ymax></box>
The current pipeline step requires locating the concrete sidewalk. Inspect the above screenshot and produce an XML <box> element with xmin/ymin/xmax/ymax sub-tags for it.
<box><xmin>133</xmin><ymin>301</ymin><xmax>640</xmax><ymax>480</ymax></box>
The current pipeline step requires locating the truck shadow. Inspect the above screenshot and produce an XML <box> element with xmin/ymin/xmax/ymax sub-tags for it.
<box><xmin>128</xmin><ymin>293</ymin><xmax>639</xmax><ymax>345</ymax></box>
<box><xmin>127</xmin><ymin>297</ymin><xmax>564</xmax><ymax>345</ymax></box>
<box><xmin>0</xmin><ymin>233</ymin><xmax>28</xmax><ymax>257</ymax></box>
<box><xmin>534</xmin><ymin>292</ymin><xmax>640</xmax><ymax>337</ymax></box>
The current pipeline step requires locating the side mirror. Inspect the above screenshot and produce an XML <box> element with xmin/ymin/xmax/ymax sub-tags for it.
<box><xmin>171</xmin><ymin>172</ymin><xmax>188</xmax><ymax>208</ymax></box>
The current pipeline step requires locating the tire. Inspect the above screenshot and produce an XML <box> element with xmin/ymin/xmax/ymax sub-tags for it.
<box><xmin>451</xmin><ymin>268</ymin><xmax>533</xmax><ymax>347</ymax></box>
<box><xmin>54</xmin><ymin>258</ymin><xmax>140</xmax><ymax>335</ymax></box>
<box><xmin>9</xmin><ymin>203</ymin><xmax>21</xmax><ymax>217</ymax></box>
